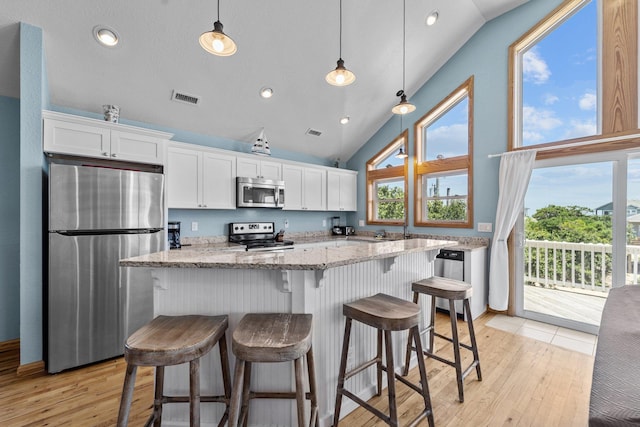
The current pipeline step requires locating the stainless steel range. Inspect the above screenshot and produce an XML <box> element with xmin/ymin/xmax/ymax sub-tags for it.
<box><xmin>228</xmin><ymin>222</ymin><xmax>294</xmax><ymax>251</ymax></box>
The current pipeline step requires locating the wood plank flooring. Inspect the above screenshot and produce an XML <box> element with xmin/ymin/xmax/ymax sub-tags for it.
<box><xmin>0</xmin><ymin>312</ymin><xmax>593</xmax><ymax>426</ymax></box>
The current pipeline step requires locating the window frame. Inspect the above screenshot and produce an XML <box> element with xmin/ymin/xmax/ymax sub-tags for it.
<box><xmin>366</xmin><ymin>129</ymin><xmax>409</xmax><ymax>225</ymax></box>
<box><xmin>414</xmin><ymin>76</ymin><xmax>474</xmax><ymax>228</ymax></box>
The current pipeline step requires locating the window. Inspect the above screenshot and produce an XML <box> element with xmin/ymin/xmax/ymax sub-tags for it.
<box><xmin>414</xmin><ymin>77</ymin><xmax>473</xmax><ymax>228</ymax></box>
<box><xmin>366</xmin><ymin>130</ymin><xmax>408</xmax><ymax>224</ymax></box>
<box><xmin>509</xmin><ymin>0</ymin><xmax>639</xmax><ymax>157</ymax></box>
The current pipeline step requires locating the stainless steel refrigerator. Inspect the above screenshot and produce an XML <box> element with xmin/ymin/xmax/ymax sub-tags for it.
<box><xmin>47</xmin><ymin>162</ymin><xmax>164</xmax><ymax>373</ymax></box>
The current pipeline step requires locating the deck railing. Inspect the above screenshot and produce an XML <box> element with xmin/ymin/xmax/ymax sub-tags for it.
<box><xmin>524</xmin><ymin>240</ymin><xmax>640</xmax><ymax>292</ymax></box>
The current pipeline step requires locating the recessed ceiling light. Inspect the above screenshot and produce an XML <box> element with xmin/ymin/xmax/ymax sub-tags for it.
<box><xmin>340</xmin><ymin>116</ymin><xmax>350</xmax><ymax>125</ymax></box>
<box><xmin>425</xmin><ymin>11</ymin><xmax>439</xmax><ymax>26</ymax></box>
<box><xmin>259</xmin><ymin>87</ymin><xmax>274</xmax><ymax>99</ymax></box>
<box><xmin>93</xmin><ymin>26</ymin><xmax>119</xmax><ymax>47</ymax></box>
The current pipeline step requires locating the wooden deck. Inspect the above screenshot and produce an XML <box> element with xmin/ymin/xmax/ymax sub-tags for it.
<box><xmin>524</xmin><ymin>284</ymin><xmax>607</xmax><ymax>327</ymax></box>
<box><xmin>0</xmin><ymin>312</ymin><xmax>594</xmax><ymax>426</ymax></box>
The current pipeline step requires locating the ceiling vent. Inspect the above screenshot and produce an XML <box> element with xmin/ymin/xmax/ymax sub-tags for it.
<box><xmin>306</xmin><ymin>128</ymin><xmax>322</xmax><ymax>137</ymax></box>
<box><xmin>171</xmin><ymin>90</ymin><xmax>200</xmax><ymax>106</ymax></box>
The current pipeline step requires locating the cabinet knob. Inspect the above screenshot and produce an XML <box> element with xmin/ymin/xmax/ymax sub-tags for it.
<box><xmin>111</xmin><ymin>153</ymin><xmax>117</xmax><ymax>157</ymax></box>
<box><xmin>102</xmin><ymin>152</ymin><xmax>109</xmax><ymax>156</ymax></box>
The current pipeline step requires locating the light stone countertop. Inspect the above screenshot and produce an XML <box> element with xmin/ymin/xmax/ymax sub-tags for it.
<box><xmin>120</xmin><ymin>238</ymin><xmax>457</xmax><ymax>270</ymax></box>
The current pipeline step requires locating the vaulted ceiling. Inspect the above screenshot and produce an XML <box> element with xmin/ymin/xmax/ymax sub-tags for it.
<box><xmin>0</xmin><ymin>0</ymin><xmax>527</xmax><ymax>161</ymax></box>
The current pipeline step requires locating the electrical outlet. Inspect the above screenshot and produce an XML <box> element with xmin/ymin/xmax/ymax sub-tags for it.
<box><xmin>359</xmin><ymin>219</ymin><xmax>365</xmax><ymax>226</ymax></box>
<box><xmin>284</xmin><ymin>219</ymin><xmax>289</xmax><ymax>229</ymax></box>
<box><xmin>322</xmin><ymin>219</ymin><xmax>327</xmax><ymax>227</ymax></box>
<box><xmin>478</xmin><ymin>222</ymin><xmax>492</xmax><ymax>232</ymax></box>
<box><xmin>191</xmin><ymin>221</ymin><xmax>198</xmax><ymax>231</ymax></box>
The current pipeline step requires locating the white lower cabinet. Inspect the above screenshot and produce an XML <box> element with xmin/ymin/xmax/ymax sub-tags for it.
<box><xmin>167</xmin><ymin>143</ymin><xmax>236</xmax><ymax>209</ymax></box>
<box><xmin>282</xmin><ymin>164</ymin><xmax>326</xmax><ymax>210</ymax></box>
<box><xmin>327</xmin><ymin>170</ymin><xmax>357</xmax><ymax>211</ymax></box>
<box><xmin>42</xmin><ymin>110</ymin><xmax>171</xmax><ymax>165</ymax></box>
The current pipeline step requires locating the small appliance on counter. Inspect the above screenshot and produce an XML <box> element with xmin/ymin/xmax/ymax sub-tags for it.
<box><xmin>229</xmin><ymin>222</ymin><xmax>294</xmax><ymax>251</ymax></box>
<box><xmin>168</xmin><ymin>221</ymin><xmax>181</xmax><ymax>249</ymax></box>
<box><xmin>332</xmin><ymin>225</ymin><xmax>355</xmax><ymax>236</ymax></box>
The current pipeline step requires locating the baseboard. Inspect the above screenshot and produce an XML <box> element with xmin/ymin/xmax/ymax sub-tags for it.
<box><xmin>17</xmin><ymin>360</ymin><xmax>45</xmax><ymax>377</ymax></box>
<box><xmin>0</xmin><ymin>338</ymin><xmax>20</xmax><ymax>353</ymax></box>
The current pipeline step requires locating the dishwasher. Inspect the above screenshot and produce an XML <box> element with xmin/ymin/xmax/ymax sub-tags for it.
<box><xmin>434</xmin><ymin>249</ymin><xmax>466</xmax><ymax>318</ymax></box>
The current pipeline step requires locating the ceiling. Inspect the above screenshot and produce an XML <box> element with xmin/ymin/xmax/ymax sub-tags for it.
<box><xmin>0</xmin><ymin>0</ymin><xmax>527</xmax><ymax>162</ymax></box>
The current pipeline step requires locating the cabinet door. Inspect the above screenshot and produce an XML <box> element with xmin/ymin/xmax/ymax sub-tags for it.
<box><xmin>167</xmin><ymin>147</ymin><xmax>201</xmax><ymax>208</ymax></box>
<box><xmin>340</xmin><ymin>172</ymin><xmax>357</xmax><ymax>211</ymax></box>
<box><xmin>236</xmin><ymin>157</ymin><xmax>261</xmax><ymax>178</ymax></box>
<box><xmin>282</xmin><ymin>165</ymin><xmax>303</xmax><ymax>210</ymax></box>
<box><xmin>260</xmin><ymin>160</ymin><xmax>282</xmax><ymax>181</ymax></box>
<box><xmin>43</xmin><ymin>118</ymin><xmax>110</xmax><ymax>159</ymax></box>
<box><xmin>327</xmin><ymin>172</ymin><xmax>341</xmax><ymax>211</ymax></box>
<box><xmin>111</xmin><ymin>130</ymin><xmax>165</xmax><ymax>165</ymax></box>
<box><xmin>303</xmin><ymin>168</ymin><xmax>326</xmax><ymax>210</ymax></box>
<box><xmin>202</xmin><ymin>152</ymin><xmax>236</xmax><ymax>209</ymax></box>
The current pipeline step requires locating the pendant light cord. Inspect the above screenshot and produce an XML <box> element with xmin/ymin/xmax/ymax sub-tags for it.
<box><xmin>217</xmin><ymin>0</ymin><xmax>220</xmax><ymax>21</ymax></box>
<box><xmin>402</xmin><ymin>0</ymin><xmax>406</xmax><ymax>91</ymax></box>
<box><xmin>339</xmin><ymin>0</ymin><xmax>343</xmax><ymax>58</ymax></box>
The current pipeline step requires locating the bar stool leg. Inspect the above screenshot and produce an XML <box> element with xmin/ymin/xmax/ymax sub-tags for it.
<box><xmin>153</xmin><ymin>366</ymin><xmax>165</xmax><ymax>427</ymax></box>
<box><xmin>429</xmin><ymin>296</ymin><xmax>437</xmax><ymax>353</ymax></box>
<box><xmin>333</xmin><ymin>317</ymin><xmax>353</xmax><ymax>427</ymax></box>
<box><xmin>376</xmin><ymin>329</ymin><xmax>383</xmax><ymax>396</ymax></box>
<box><xmin>117</xmin><ymin>364</ymin><xmax>137</xmax><ymax>427</ymax></box>
<box><xmin>229</xmin><ymin>358</ymin><xmax>246</xmax><ymax>427</ymax></box>
<box><xmin>449</xmin><ymin>299</ymin><xmax>464</xmax><ymax>403</ymax></box>
<box><xmin>412</xmin><ymin>325</ymin><xmax>435</xmax><ymax>427</ymax></box>
<box><xmin>294</xmin><ymin>357</ymin><xmax>306</xmax><ymax>426</ymax></box>
<box><xmin>190</xmin><ymin>357</ymin><xmax>201</xmax><ymax>427</ymax></box>
<box><xmin>464</xmin><ymin>299</ymin><xmax>482</xmax><ymax>381</ymax></box>
<box><xmin>217</xmin><ymin>333</ymin><xmax>232</xmax><ymax>427</ymax></box>
<box><xmin>306</xmin><ymin>347</ymin><xmax>319</xmax><ymax>427</ymax></box>
<box><xmin>240</xmin><ymin>362</ymin><xmax>252</xmax><ymax>427</ymax></box>
<box><xmin>384</xmin><ymin>330</ymin><xmax>398</xmax><ymax>426</ymax></box>
<box><xmin>402</xmin><ymin>292</ymin><xmax>421</xmax><ymax>376</ymax></box>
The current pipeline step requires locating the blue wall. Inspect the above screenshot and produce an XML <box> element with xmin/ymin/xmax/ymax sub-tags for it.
<box><xmin>19</xmin><ymin>22</ymin><xmax>46</xmax><ymax>365</ymax></box>
<box><xmin>0</xmin><ymin>96</ymin><xmax>20</xmax><ymax>342</ymax></box>
<box><xmin>347</xmin><ymin>0</ymin><xmax>563</xmax><ymax>238</ymax></box>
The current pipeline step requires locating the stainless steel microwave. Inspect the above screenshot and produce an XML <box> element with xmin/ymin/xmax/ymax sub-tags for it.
<box><xmin>236</xmin><ymin>177</ymin><xmax>285</xmax><ymax>208</ymax></box>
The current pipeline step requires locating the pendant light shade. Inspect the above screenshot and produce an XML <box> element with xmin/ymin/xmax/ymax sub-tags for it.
<box><xmin>392</xmin><ymin>0</ymin><xmax>415</xmax><ymax>115</ymax></box>
<box><xmin>395</xmin><ymin>147</ymin><xmax>408</xmax><ymax>159</ymax></box>
<box><xmin>326</xmin><ymin>0</ymin><xmax>355</xmax><ymax>86</ymax></box>
<box><xmin>199</xmin><ymin>0</ymin><xmax>237</xmax><ymax>56</ymax></box>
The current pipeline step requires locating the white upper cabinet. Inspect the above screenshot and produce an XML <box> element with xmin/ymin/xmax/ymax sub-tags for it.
<box><xmin>42</xmin><ymin>111</ymin><xmax>172</xmax><ymax>165</ymax></box>
<box><xmin>237</xmin><ymin>157</ymin><xmax>282</xmax><ymax>181</ymax></box>
<box><xmin>282</xmin><ymin>164</ymin><xmax>326</xmax><ymax>211</ymax></box>
<box><xmin>167</xmin><ymin>143</ymin><xmax>236</xmax><ymax>209</ymax></box>
<box><xmin>327</xmin><ymin>169</ymin><xmax>357</xmax><ymax>211</ymax></box>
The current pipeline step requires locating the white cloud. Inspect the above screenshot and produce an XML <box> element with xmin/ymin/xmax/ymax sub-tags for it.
<box><xmin>563</xmin><ymin>119</ymin><xmax>597</xmax><ymax>140</ymax></box>
<box><xmin>522</xmin><ymin>105</ymin><xmax>562</xmax><ymax>131</ymax></box>
<box><xmin>523</xmin><ymin>47</ymin><xmax>551</xmax><ymax>84</ymax></box>
<box><xmin>544</xmin><ymin>94</ymin><xmax>559</xmax><ymax>105</ymax></box>
<box><xmin>523</xmin><ymin>130</ymin><xmax>545</xmax><ymax>144</ymax></box>
<box><xmin>579</xmin><ymin>92</ymin><xmax>597</xmax><ymax>111</ymax></box>
<box><xmin>427</xmin><ymin>124</ymin><xmax>468</xmax><ymax>157</ymax></box>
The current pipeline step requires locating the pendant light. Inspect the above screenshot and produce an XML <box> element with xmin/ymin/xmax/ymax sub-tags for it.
<box><xmin>199</xmin><ymin>0</ymin><xmax>237</xmax><ymax>56</ymax></box>
<box><xmin>392</xmin><ymin>0</ymin><xmax>415</xmax><ymax>114</ymax></box>
<box><xmin>395</xmin><ymin>116</ymin><xmax>408</xmax><ymax>158</ymax></box>
<box><xmin>326</xmin><ymin>0</ymin><xmax>356</xmax><ymax>86</ymax></box>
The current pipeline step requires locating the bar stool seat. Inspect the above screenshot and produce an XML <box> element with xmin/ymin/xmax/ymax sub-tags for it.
<box><xmin>117</xmin><ymin>315</ymin><xmax>232</xmax><ymax>427</ymax></box>
<box><xmin>403</xmin><ymin>276</ymin><xmax>481</xmax><ymax>403</ymax></box>
<box><xmin>229</xmin><ymin>313</ymin><xmax>319</xmax><ymax>427</ymax></box>
<box><xmin>333</xmin><ymin>293</ymin><xmax>434</xmax><ymax>427</ymax></box>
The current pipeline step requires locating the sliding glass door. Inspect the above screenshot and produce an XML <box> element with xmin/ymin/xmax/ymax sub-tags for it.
<box><xmin>514</xmin><ymin>151</ymin><xmax>639</xmax><ymax>334</ymax></box>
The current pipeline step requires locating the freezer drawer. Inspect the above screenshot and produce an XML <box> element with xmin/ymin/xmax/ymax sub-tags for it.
<box><xmin>47</xmin><ymin>231</ymin><xmax>161</xmax><ymax>373</ymax></box>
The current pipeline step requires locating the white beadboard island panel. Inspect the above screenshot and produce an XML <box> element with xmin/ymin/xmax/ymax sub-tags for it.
<box><xmin>143</xmin><ymin>248</ymin><xmax>442</xmax><ymax>427</ymax></box>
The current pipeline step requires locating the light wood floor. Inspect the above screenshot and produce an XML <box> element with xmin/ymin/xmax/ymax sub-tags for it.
<box><xmin>0</xmin><ymin>312</ymin><xmax>594</xmax><ymax>426</ymax></box>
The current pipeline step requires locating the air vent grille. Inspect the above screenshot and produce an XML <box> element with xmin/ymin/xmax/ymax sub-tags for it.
<box><xmin>171</xmin><ymin>90</ymin><xmax>200</xmax><ymax>105</ymax></box>
<box><xmin>306</xmin><ymin>128</ymin><xmax>322</xmax><ymax>137</ymax></box>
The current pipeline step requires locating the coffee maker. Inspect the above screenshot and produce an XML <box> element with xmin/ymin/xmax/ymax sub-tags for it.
<box><xmin>168</xmin><ymin>221</ymin><xmax>181</xmax><ymax>249</ymax></box>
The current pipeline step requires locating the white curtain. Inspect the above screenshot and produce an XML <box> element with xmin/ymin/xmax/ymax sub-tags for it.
<box><xmin>488</xmin><ymin>150</ymin><xmax>537</xmax><ymax>311</ymax></box>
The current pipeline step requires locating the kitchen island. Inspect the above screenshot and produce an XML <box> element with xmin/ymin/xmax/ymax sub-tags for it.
<box><xmin>121</xmin><ymin>238</ymin><xmax>455</xmax><ymax>427</ymax></box>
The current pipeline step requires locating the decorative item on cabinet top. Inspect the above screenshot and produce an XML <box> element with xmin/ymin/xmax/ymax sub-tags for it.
<box><xmin>42</xmin><ymin>111</ymin><xmax>173</xmax><ymax>166</ymax></box>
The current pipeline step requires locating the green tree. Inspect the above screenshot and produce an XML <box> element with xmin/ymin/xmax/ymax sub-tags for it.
<box><xmin>427</xmin><ymin>199</ymin><xmax>467</xmax><ymax>221</ymax></box>
<box><xmin>377</xmin><ymin>185</ymin><xmax>404</xmax><ymax>220</ymax></box>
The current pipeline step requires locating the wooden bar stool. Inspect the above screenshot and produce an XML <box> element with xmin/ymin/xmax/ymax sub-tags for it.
<box><xmin>228</xmin><ymin>313</ymin><xmax>319</xmax><ymax>427</ymax></box>
<box><xmin>403</xmin><ymin>276</ymin><xmax>481</xmax><ymax>403</ymax></box>
<box><xmin>117</xmin><ymin>315</ymin><xmax>232</xmax><ymax>427</ymax></box>
<box><xmin>333</xmin><ymin>293</ymin><xmax>434</xmax><ymax>427</ymax></box>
